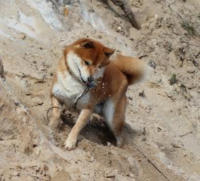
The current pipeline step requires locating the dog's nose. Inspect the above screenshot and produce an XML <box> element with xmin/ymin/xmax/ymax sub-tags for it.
<box><xmin>87</xmin><ymin>76</ymin><xmax>94</xmax><ymax>83</ymax></box>
<box><xmin>87</xmin><ymin>76</ymin><xmax>96</xmax><ymax>88</ymax></box>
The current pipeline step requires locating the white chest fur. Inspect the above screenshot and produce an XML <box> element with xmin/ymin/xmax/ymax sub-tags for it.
<box><xmin>52</xmin><ymin>71</ymin><xmax>90</xmax><ymax>109</ymax></box>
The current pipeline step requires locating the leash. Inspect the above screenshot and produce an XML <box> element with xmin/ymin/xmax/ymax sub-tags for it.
<box><xmin>72</xmin><ymin>86</ymin><xmax>90</xmax><ymax>109</ymax></box>
<box><xmin>46</xmin><ymin>86</ymin><xmax>88</xmax><ymax>123</ymax></box>
<box><xmin>46</xmin><ymin>106</ymin><xmax>62</xmax><ymax>124</ymax></box>
<box><xmin>47</xmin><ymin>86</ymin><xmax>91</xmax><ymax>123</ymax></box>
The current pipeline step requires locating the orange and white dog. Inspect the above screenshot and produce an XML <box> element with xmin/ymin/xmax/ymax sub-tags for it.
<box><xmin>49</xmin><ymin>38</ymin><xmax>145</xmax><ymax>150</ymax></box>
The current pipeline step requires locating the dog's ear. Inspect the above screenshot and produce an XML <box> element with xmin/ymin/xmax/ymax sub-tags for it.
<box><xmin>81</xmin><ymin>40</ymin><xmax>94</xmax><ymax>49</ymax></box>
<box><xmin>104</xmin><ymin>47</ymin><xmax>115</xmax><ymax>58</ymax></box>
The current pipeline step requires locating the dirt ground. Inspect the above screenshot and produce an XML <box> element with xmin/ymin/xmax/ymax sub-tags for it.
<box><xmin>0</xmin><ymin>0</ymin><xmax>200</xmax><ymax>180</ymax></box>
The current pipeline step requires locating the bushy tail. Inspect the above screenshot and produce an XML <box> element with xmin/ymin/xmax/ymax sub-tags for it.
<box><xmin>112</xmin><ymin>54</ymin><xmax>146</xmax><ymax>85</ymax></box>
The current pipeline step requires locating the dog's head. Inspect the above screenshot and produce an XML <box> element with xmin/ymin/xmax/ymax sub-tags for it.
<box><xmin>64</xmin><ymin>38</ymin><xmax>114</xmax><ymax>88</ymax></box>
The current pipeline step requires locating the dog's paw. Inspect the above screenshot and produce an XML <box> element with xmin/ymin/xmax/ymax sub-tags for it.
<box><xmin>116</xmin><ymin>135</ymin><xmax>124</xmax><ymax>147</ymax></box>
<box><xmin>64</xmin><ymin>137</ymin><xmax>77</xmax><ymax>150</ymax></box>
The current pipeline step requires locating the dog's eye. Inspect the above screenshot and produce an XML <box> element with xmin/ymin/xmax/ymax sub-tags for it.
<box><xmin>82</xmin><ymin>42</ymin><xmax>94</xmax><ymax>49</ymax></box>
<box><xmin>84</xmin><ymin>60</ymin><xmax>90</xmax><ymax>66</ymax></box>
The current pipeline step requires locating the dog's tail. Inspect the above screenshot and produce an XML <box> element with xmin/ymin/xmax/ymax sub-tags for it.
<box><xmin>112</xmin><ymin>54</ymin><xmax>147</xmax><ymax>85</ymax></box>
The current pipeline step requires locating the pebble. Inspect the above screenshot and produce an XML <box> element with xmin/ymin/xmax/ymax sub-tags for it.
<box><xmin>32</xmin><ymin>97</ymin><xmax>43</xmax><ymax>106</ymax></box>
<box><xmin>148</xmin><ymin>60</ymin><xmax>156</xmax><ymax>69</ymax></box>
<box><xmin>139</xmin><ymin>90</ymin><xmax>145</xmax><ymax>97</ymax></box>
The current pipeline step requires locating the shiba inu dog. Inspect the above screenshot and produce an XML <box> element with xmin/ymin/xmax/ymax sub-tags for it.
<box><xmin>49</xmin><ymin>38</ymin><xmax>146</xmax><ymax>150</ymax></box>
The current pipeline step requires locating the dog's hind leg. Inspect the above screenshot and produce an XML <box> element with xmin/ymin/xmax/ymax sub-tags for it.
<box><xmin>113</xmin><ymin>95</ymin><xmax>127</xmax><ymax>146</ymax></box>
<box><xmin>103</xmin><ymin>95</ymin><xmax>127</xmax><ymax>146</ymax></box>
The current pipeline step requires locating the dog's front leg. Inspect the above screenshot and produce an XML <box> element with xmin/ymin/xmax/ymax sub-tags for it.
<box><xmin>65</xmin><ymin>108</ymin><xmax>92</xmax><ymax>150</ymax></box>
<box><xmin>49</xmin><ymin>96</ymin><xmax>62</xmax><ymax>129</ymax></box>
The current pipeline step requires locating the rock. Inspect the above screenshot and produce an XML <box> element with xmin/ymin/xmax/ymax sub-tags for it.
<box><xmin>139</xmin><ymin>90</ymin><xmax>145</xmax><ymax>97</ymax></box>
<box><xmin>169</xmin><ymin>74</ymin><xmax>177</xmax><ymax>85</ymax></box>
<box><xmin>187</xmin><ymin>68</ymin><xmax>195</xmax><ymax>74</ymax></box>
<box><xmin>148</xmin><ymin>60</ymin><xmax>156</xmax><ymax>69</ymax></box>
<box><xmin>32</xmin><ymin>97</ymin><xmax>43</xmax><ymax>106</ymax></box>
<box><xmin>128</xmin><ymin>96</ymin><xmax>133</xmax><ymax>100</ymax></box>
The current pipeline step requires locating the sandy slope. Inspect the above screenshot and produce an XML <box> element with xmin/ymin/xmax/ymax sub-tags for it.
<box><xmin>0</xmin><ymin>0</ymin><xmax>200</xmax><ymax>180</ymax></box>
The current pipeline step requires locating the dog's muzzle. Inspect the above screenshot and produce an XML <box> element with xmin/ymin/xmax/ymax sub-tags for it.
<box><xmin>86</xmin><ymin>76</ymin><xmax>96</xmax><ymax>88</ymax></box>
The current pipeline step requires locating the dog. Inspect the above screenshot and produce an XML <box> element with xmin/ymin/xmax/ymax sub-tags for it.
<box><xmin>49</xmin><ymin>38</ymin><xmax>146</xmax><ymax>150</ymax></box>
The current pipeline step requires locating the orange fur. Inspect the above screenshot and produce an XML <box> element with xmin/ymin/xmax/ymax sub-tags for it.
<box><xmin>49</xmin><ymin>38</ymin><xmax>145</xmax><ymax>150</ymax></box>
<box><xmin>112</xmin><ymin>54</ymin><xmax>145</xmax><ymax>84</ymax></box>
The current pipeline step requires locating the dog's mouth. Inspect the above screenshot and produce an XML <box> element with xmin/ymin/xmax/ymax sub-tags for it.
<box><xmin>77</xmin><ymin>66</ymin><xmax>96</xmax><ymax>88</ymax></box>
<box><xmin>86</xmin><ymin>80</ymin><xmax>96</xmax><ymax>88</ymax></box>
